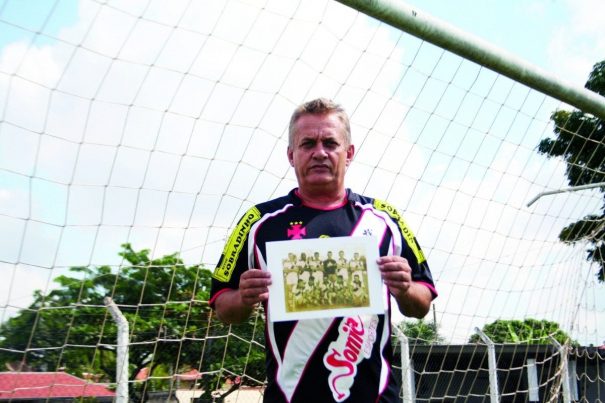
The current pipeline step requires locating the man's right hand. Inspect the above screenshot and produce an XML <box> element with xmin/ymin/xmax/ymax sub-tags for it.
<box><xmin>214</xmin><ymin>268</ymin><xmax>272</xmax><ymax>324</ymax></box>
<box><xmin>239</xmin><ymin>268</ymin><xmax>272</xmax><ymax>306</ymax></box>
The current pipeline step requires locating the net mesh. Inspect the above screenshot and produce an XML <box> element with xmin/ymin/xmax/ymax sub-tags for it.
<box><xmin>0</xmin><ymin>0</ymin><xmax>603</xmax><ymax>401</ymax></box>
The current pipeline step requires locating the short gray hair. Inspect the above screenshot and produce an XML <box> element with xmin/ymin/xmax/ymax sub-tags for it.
<box><xmin>288</xmin><ymin>98</ymin><xmax>351</xmax><ymax>147</ymax></box>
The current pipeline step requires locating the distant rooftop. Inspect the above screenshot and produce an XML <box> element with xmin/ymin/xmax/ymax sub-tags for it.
<box><xmin>0</xmin><ymin>372</ymin><xmax>115</xmax><ymax>400</ymax></box>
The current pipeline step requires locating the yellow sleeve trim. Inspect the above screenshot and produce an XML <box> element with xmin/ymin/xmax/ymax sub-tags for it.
<box><xmin>212</xmin><ymin>206</ymin><xmax>261</xmax><ymax>282</ymax></box>
<box><xmin>373</xmin><ymin>199</ymin><xmax>426</xmax><ymax>264</ymax></box>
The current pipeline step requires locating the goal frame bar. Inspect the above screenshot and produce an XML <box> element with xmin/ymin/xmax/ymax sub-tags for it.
<box><xmin>335</xmin><ymin>0</ymin><xmax>605</xmax><ymax>120</ymax></box>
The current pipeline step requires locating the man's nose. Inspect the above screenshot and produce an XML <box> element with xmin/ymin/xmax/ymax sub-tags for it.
<box><xmin>312</xmin><ymin>144</ymin><xmax>328</xmax><ymax>158</ymax></box>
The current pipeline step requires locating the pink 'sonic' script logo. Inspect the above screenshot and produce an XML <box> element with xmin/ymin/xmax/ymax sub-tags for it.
<box><xmin>323</xmin><ymin>316</ymin><xmax>376</xmax><ymax>402</ymax></box>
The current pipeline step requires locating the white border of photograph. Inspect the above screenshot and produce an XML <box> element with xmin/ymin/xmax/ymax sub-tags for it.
<box><xmin>266</xmin><ymin>236</ymin><xmax>385</xmax><ymax>322</ymax></box>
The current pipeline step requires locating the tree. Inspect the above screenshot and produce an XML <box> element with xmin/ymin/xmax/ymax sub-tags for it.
<box><xmin>0</xmin><ymin>244</ymin><xmax>265</xmax><ymax>399</ymax></box>
<box><xmin>537</xmin><ymin>60</ymin><xmax>605</xmax><ymax>281</ymax></box>
<box><xmin>468</xmin><ymin>319</ymin><xmax>576</xmax><ymax>345</ymax></box>
<box><xmin>395</xmin><ymin>319</ymin><xmax>444</xmax><ymax>344</ymax></box>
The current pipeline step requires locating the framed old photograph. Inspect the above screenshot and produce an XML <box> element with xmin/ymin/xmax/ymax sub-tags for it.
<box><xmin>266</xmin><ymin>236</ymin><xmax>385</xmax><ymax>322</ymax></box>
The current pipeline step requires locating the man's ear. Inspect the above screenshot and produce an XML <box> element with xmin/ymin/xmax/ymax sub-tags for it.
<box><xmin>346</xmin><ymin>144</ymin><xmax>355</xmax><ymax>166</ymax></box>
<box><xmin>287</xmin><ymin>147</ymin><xmax>294</xmax><ymax>166</ymax></box>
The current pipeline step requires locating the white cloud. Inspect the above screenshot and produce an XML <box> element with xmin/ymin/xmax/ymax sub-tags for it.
<box><xmin>546</xmin><ymin>0</ymin><xmax>605</xmax><ymax>85</ymax></box>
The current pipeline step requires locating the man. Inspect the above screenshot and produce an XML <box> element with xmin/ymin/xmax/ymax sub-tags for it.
<box><xmin>297</xmin><ymin>252</ymin><xmax>311</xmax><ymax>284</ymax></box>
<box><xmin>210</xmin><ymin>98</ymin><xmax>437</xmax><ymax>402</ymax></box>
<box><xmin>323</xmin><ymin>250</ymin><xmax>338</xmax><ymax>283</ymax></box>
<box><xmin>336</xmin><ymin>250</ymin><xmax>350</xmax><ymax>284</ymax></box>
<box><xmin>308</xmin><ymin>252</ymin><xmax>324</xmax><ymax>285</ymax></box>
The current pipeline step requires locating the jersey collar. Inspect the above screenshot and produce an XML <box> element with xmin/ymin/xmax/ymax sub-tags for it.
<box><xmin>290</xmin><ymin>188</ymin><xmax>356</xmax><ymax>209</ymax></box>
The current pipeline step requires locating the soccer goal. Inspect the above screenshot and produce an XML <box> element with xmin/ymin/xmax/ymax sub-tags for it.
<box><xmin>1</xmin><ymin>0</ymin><xmax>603</xmax><ymax>402</ymax></box>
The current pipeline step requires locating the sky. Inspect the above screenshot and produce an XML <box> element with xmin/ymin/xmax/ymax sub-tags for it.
<box><xmin>404</xmin><ymin>0</ymin><xmax>604</xmax><ymax>86</ymax></box>
<box><xmin>0</xmin><ymin>0</ymin><xmax>604</xmax><ymax>347</ymax></box>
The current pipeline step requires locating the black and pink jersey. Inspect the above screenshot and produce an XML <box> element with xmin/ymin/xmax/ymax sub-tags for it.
<box><xmin>210</xmin><ymin>188</ymin><xmax>437</xmax><ymax>403</ymax></box>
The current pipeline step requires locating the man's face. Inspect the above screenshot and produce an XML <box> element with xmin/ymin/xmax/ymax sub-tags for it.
<box><xmin>287</xmin><ymin>113</ymin><xmax>354</xmax><ymax>194</ymax></box>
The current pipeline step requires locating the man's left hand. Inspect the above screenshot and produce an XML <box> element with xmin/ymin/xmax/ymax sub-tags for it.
<box><xmin>377</xmin><ymin>255</ymin><xmax>432</xmax><ymax>318</ymax></box>
<box><xmin>377</xmin><ymin>255</ymin><xmax>412</xmax><ymax>297</ymax></box>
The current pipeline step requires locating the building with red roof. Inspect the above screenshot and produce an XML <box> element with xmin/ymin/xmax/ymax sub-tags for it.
<box><xmin>0</xmin><ymin>372</ymin><xmax>115</xmax><ymax>402</ymax></box>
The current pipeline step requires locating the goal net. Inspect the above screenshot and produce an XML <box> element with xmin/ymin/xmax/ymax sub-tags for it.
<box><xmin>1</xmin><ymin>0</ymin><xmax>603</xmax><ymax>401</ymax></box>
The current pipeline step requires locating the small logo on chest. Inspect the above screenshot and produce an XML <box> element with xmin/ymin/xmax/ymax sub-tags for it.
<box><xmin>287</xmin><ymin>221</ymin><xmax>306</xmax><ymax>239</ymax></box>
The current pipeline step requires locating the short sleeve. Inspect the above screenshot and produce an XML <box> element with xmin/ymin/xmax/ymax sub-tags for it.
<box><xmin>372</xmin><ymin>198</ymin><xmax>437</xmax><ymax>298</ymax></box>
<box><xmin>209</xmin><ymin>206</ymin><xmax>262</xmax><ymax>306</ymax></box>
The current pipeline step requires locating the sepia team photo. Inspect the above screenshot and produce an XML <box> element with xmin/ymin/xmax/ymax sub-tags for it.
<box><xmin>282</xmin><ymin>249</ymin><xmax>370</xmax><ymax>312</ymax></box>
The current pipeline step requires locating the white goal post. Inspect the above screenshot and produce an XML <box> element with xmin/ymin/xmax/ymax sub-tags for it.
<box><xmin>336</xmin><ymin>0</ymin><xmax>605</xmax><ymax>120</ymax></box>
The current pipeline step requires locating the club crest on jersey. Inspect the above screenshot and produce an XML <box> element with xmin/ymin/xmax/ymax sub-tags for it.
<box><xmin>287</xmin><ymin>221</ymin><xmax>306</xmax><ymax>239</ymax></box>
<box><xmin>323</xmin><ymin>315</ymin><xmax>378</xmax><ymax>402</ymax></box>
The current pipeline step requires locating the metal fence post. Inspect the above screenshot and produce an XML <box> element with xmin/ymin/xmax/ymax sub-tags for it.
<box><xmin>395</xmin><ymin>326</ymin><xmax>415</xmax><ymax>402</ymax></box>
<box><xmin>550</xmin><ymin>337</ymin><xmax>572</xmax><ymax>403</ymax></box>
<box><xmin>475</xmin><ymin>328</ymin><xmax>499</xmax><ymax>403</ymax></box>
<box><xmin>105</xmin><ymin>297</ymin><xmax>129</xmax><ymax>403</ymax></box>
